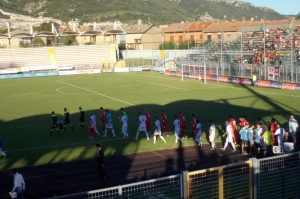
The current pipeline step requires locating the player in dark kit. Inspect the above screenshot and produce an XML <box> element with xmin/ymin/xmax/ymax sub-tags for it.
<box><xmin>64</xmin><ymin>108</ymin><xmax>74</xmax><ymax>132</ymax></box>
<box><xmin>79</xmin><ymin>106</ymin><xmax>85</xmax><ymax>130</ymax></box>
<box><xmin>50</xmin><ymin>111</ymin><xmax>59</xmax><ymax>136</ymax></box>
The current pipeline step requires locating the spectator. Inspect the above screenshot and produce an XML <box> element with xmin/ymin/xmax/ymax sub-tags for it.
<box><xmin>0</xmin><ymin>136</ymin><xmax>7</xmax><ymax>159</ymax></box>
<box><xmin>275</xmin><ymin>124</ymin><xmax>285</xmax><ymax>147</ymax></box>
<box><xmin>10</xmin><ymin>168</ymin><xmax>25</xmax><ymax>199</ymax></box>
<box><xmin>96</xmin><ymin>143</ymin><xmax>106</xmax><ymax>181</ymax></box>
<box><xmin>289</xmin><ymin>115</ymin><xmax>298</xmax><ymax>150</ymax></box>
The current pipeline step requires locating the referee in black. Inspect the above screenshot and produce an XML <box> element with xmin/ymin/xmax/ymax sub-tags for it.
<box><xmin>96</xmin><ymin>144</ymin><xmax>106</xmax><ymax>181</ymax></box>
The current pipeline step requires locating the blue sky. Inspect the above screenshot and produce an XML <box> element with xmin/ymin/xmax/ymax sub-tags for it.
<box><xmin>243</xmin><ymin>0</ymin><xmax>299</xmax><ymax>15</ymax></box>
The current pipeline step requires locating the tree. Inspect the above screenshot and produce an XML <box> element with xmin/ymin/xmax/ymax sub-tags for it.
<box><xmin>32</xmin><ymin>38</ymin><xmax>45</xmax><ymax>47</ymax></box>
<box><xmin>159</xmin><ymin>41</ymin><xmax>176</xmax><ymax>50</ymax></box>
<box><xmin>63</xmin><ymin>36</ymin><xmax>77</xmax><ymax>46</ymax></box>
<box><xmin>34</xmin><ymin>22</ymin><xmax>60</xmax><ymax>32</ymax></box>
<box><xmin>118</xmin><ymin>42</ymin><xmax>126</xmax><ymax>50</ymax></box>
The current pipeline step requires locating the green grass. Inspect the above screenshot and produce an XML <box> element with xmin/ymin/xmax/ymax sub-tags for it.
<box><xmin>0</xmin><ymin>72</ymin><xmax>299</xmax><ymax>169</ymax></box>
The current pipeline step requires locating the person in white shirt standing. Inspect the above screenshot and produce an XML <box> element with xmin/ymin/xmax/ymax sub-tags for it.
<box><xmin>275</xmin><ymin>123</ymin><xmax>285</xmax><ymax>147</ymax></box>
<box><xmin>289</xmin><ymin>115</ymin><xmax>298</xmax><ymax>148</ymax></box>
<box><xmin>221</xmin><ymin>120</ymin><xmax>236</xmax><ymax>152</ymax></box>
<box><xmin>90</xmin><ymin>113</ymin><xmax>100</xmax><ymax>136</ymax></box>
<box><xmin>120</xmin><ymin>112</ymin><xmax>129</xmax><ymax>139</ymax></box>
<box><xmin>134</xmin><ymin>112</ymin><xmax>149</xmax><ymax>140</ymax></box>
<box><xmin>173</xmin><ymin>115</ymin><xmax>183</xmax><ymax>143</ymax></box>
<box><xmin>153</xmin><ymin>116</ymin><xmax>166</xmax><ymax>144</ymax></box>
<box><xmin>10</xmin><ymin>168</ymin><xmax>25</xmax><ymax>199</ymax></box>
<box><xmin>209</xmin><ymin>120</ymin><xmax>216</xmax><ymax>150</ymax></box>
<box><xmin>194</xmin><ymin>119</ymin><xmax>202</xmax><ymax>147</ymax></box>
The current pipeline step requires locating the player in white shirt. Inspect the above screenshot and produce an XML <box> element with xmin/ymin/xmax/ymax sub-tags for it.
<box><xmin>134</xmin><ymin>112</ymin><xmax>149</xmax><ymax>140</ymax></box>
<box><xmin>209</xmin><ymin>120</ymin><xmax>216</xmax><ymax>150</ymax></box>
<box><xmin>289</xmin><ymin>115</ymin><xmax>298</xmax><ymax>148</ymax></box>
<box><xmin>153</xmin><ymin>116</ymin><xmax>166</xmax><ymax>144</ymax></box>
<box><xmin>173</xmin><ymin>116</ymin><xmax>183</xmax><ymax>143</ymax></box>
<box><xmin>194</xmin><ymin>119</ymin><xmax>202</xmax><ymax>147</ymax></box>
<box><xmin>275</xmin><ymin>123</ymin><xmax>285</xmax><ymax>147</ymax></box>
<box><xmin>90</xmin><ymin>113</ymin><xmax>100</xmax><ymax>136</ymax></box>
<box><xmin>221</xmin><ymin>120</ymin><xmax>236</xmax><ymax>152</ymax></box>
<box><xmin>120</xmin><ymin>112</ymin><xmax>129</xmax><ymax>139</ymax></box>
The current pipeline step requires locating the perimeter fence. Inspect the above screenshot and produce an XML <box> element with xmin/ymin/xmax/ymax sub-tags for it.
<box><xmin>49</xmin><ymin>152</ymin><xmax>300</xmax><ymax>199</ymax></box>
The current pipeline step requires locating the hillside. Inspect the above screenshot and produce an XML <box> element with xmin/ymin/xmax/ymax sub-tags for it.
<box><xmin>0</xmin><ymin>0</ymin><xmax>285</xmax><ymax>25</ymax></box>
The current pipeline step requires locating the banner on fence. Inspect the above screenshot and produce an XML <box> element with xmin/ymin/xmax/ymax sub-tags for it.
<box><xmin>297</xmin><ymin>84</ymin><xmax>300</xmax><ymax>91</ymax></box>
<box><xmin>219</xmin><ymin>76</ymin><xmax>229</xmax><ymax>82</ymax></box>
<box><xmin>59</xmin><ymin>69</ymin><xmax>101</xmax><ymax>76</ymax></box>
<box><xmin>56</xmin><ymin>65</ymin><xmax>74</xmax><ymax>71</ymax></box>
<box><xmin>128</xmin><ymin>67</ymin><xmax>143</xmax><ymax>72</ymax></box>
<box><xmin>282</xmin><ymin>82</ymin><xmax>297</xmax><ymax>90</ymax></box>
<box><xmin>114</xmin><ymin>68</ymin><xmax>129</xmax><ymax>73</ymax></box>
<box><xmin>0</xmin><ymin>71</ymin><xmax>59</xmax><ymax>79</ymax></box>
<box><xmin>258</xmin><ymin>80</ymin><xmax>270</xmax><ymax>87</ymax></box>
<box><xmin>274</xmin><ymin>66</ymin><xmax>280</xmax><ymax>77</ymax></box>
<box><xmin>268</xmin><ymin>67</ymin><xmax>275</xmax><ymax>80</ymax></box>
<box><xmin>270</xmin><ymin>81</ymin><xmax>282</xmax><ymax>89</ymax></box>
<box><xmin>30</xmin><ymin>66</ymin><xmax>57</xmax><ymax>71</ymax></box>
<box><xmin>0</xmin><ymin>68</ymin><xmax>18</xmax><ymax>74</ymax></box>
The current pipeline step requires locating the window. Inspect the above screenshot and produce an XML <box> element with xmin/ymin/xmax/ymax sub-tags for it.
<box><xmin>207</xmin><ymin>35</ymin><xmax>211</xmax><ymax>40</ymax></box>
<box><xmin>227</xmin><ymin>33</ymin><xmax>231</xmax><ymax>39</ymax></box>
<box><xmin>179</xmin><ymin>35</ymin><xmax>183</xmax><ymax>42</ymax></box>
<box><xmin>134</xmin><ymin>39</ymin><xmax>141</xmax><ymax>43</ymax></box>
<box><xmin>190</xmin><ymin>35</ymin><xmax>194</xmax><ymax>41</ymax></box>
<box><xmin>170</xmin><ymin>36</ymin><xmax>174</xmax><ymax>42</ymax></box>
<box><xmin>200</xmin><ymin>35</ymin><xmax>203</xmax><ymax>40</ymax></box>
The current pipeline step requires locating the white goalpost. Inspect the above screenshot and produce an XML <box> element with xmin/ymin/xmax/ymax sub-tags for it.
<box><xmin>181</xmin><ymin>64</ymin><xmax>206</xmax><ymax>84</ymax></box>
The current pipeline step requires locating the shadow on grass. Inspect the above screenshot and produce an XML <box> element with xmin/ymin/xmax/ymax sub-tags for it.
<box><xmin>0</xmin><ymin>85</ymin><xmax>298</xmax><ymax>198</ymax></box>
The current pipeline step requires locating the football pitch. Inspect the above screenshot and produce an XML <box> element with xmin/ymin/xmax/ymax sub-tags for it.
<box><xmin>0</xmin><ymin>71</ymin><xmax>299</xmax><ymax>170</ymax></box>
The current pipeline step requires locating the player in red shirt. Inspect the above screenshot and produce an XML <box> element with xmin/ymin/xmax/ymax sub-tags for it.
<box><xmin>145</xmin><ymin>108</ymin><xmax>151</xmax><ymax>135</ymax></box>
<box><xmin>100</xmin><ymin>107</ymin><xmax>106</xmax><ymax>133</ymax></box>
<box><xmin>178</xmin><ymin>111</ymin><xmax>187</xmax><ymax>139</ymax></box>
<box><xmin>269</xmin><ymin>118</ymin><xmax>277</xmax><ymax>146</ymax></box>
<box><xmin>89</xmin><ymin>119</ymin><xmax>95</xmax><ymax>139</ymax></box>
<box><xmin>190</xmin><ymin>114</ymin><xmax>197</xmax><ymax>139</ymax></box>
<box><xmin>228</xmin><ymin>115</ymin><xmax>237</xmax><ymax>144</ymax></box>
<box><xmin>161</xmin><ymin>110</ymin><xmax>169</xmax><ymax>136</ymax></box>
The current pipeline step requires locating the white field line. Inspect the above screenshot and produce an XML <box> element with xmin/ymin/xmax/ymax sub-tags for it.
<box><xmin>136</xmin><ymin>80</ymin><xmax>190</xmax><ymax>90</ymax></box>
<box><xmin>57</xmin><ymin>80</ymin><xmax>135</xmax><ymax>106</ymax></box>
<box><xmin>8</xmin><ymin>138</ymin><xmax>119</xmax><ymax>152</ymax></box>
<box><xmin>133</xmin><ymin>74</ymin><xmax>300</xmax><ymax>98</ymax></box>
<box><xmin>56</xmin><ymin>86</ymin><xmax>97</xmax><ymax>96</ymax></box>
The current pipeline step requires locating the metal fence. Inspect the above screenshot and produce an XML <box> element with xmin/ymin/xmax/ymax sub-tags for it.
<box><xmin>50</xmin><ymin>174</ymin><xmax>181</xmax><ymax>199</ymax></box>
<box><xmin>252</xmin><ymin>153</ymin><xmax>300</xmax><ymax>199</ymax></box>
<box><xmin>49</xmin><ymin>152</ymin><xmax>300</xmax><ymax>199</ymax></box>
<box><xmin>185</xmin><ymin>161</ymin><xmax>253</xmax><ymax>199</ymax></box>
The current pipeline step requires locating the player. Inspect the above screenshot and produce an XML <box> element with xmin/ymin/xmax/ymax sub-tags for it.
<box><xmin>103</xmin><ymin>109</ymin><xmax>116</xmax><ymax>137</ymax></box>
<box><xmin>248</xmin><ymin>124</ymin><xmax>255</xmax><ymax>156</ymax></box>
<box><xmin>221</xmin><ymin>120</ymin><xmax>236</xmax><ymax>152</ymax></box>
<box><xmin>174</xmin><ymin>115</ymin><xmax>183</xmax><ymax>143</ymax></box>
<box><xmin>153</xmin><ymin>116</ymin><xmax>166</xmax><ymax>144</ymax></box>
<box><xmin>256</xmin><ymin>118</ymin><xmax>263</xmax><ymax>126</ymax></box>
<box><xmin>90</xmin><ymin>113</ymin><xmax>100</xmax><ymax>136</ymax></box>
<box><xmin>209</xmin><ymin>120</ymin><xmax>216</xmax><ymax>150</ymax></box>
<box><xmin>228</xmin><ymin>115</ymin><xmax>237</xmax><ymax>145</ymax></box>
<box><xmin>178</xmin><ymin>111</ymin><xmax>187</xmax><ymax>139</ymax></box>
<box><xmin>100</xmin><ymin>107</ymin><xmax>106</xmax><ymax>133</ymax></box>
<box><xmin>194</xmin><ymin>119</ymin><xmax>202</xmax><ymax>147</ymax></box>
<box><xmin>274</xmin><ymin>123</ymin><xmax>285</xmax><ymax>147</ymax></box>
<box><xmin>120</xmin><ymin>112</ymin><xmax>129</xmax><ymax>139</ymax></box>
<box><xmin>121</xmin><ymin>107</ymin><xmax>128</xmax><ymax>117</ymax></box>
<box><xmin>63</xmin><ymin>108</ymin><xmax>74</xmax><ymax>132</ymax></box>
<box><xmin>88</xmin><ymin>118</ymin><xmax>95</xmax><ymax>139</ymax></box>
<box><xmin>57</xmin><ymin>117</ymin><xmax>64</xmax><ymax>135</ymax></box>
<box><xmin>145</xmin><ymin>108</ymin><xmax>151</xmax><ymax>136</ymax></box>
<box><xmin>269</xmin><ymin>118</ymin><xmax>277</xmax><ymax>146</ymax></box>
<box><xmin>135</xmin><ymin>112</ymin><xmax>149</xmax><ymax>140</ymax></box>
<box><xmin>161</xmin><ymin>110</ymin><xmax>169</xmax><ymax>136</ymax></box>
<box><xmin>78</xmin><ymin>106</ymin><xmax>85</xmax><ymax>130</ymax></box>
<box><xmin>50</xmin><ymin>111</ymin><xmax>59</xmax><ymax>136</ymax></box>
<box><xmin>239</xmin><ymin>116</ymin><xmax>248</xmax><ymax>128</ymax></box>
<box><xmin>289</xmin><ymin>115</ymin><xmax>298</xmax><ymax>149</ymax></box>
<box><xmin>239</xmin><ymin>123</ymin><xmax>249</xmax><ymax>155</ymax></box>
<box><xmin>254</xmin><ymin>123</ymin><xmax>264</xmax><ymax>157</ymax></box>
<box><xmin>190</xmin><ymin>114</ymin><xmax>197</xmax><ymax>139</ymax></box>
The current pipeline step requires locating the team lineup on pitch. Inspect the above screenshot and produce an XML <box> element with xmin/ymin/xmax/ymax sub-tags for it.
<box><xmin>0</xmin><ymin>72</ymin><xmax>299</xmax><ymax>171</ymax></box>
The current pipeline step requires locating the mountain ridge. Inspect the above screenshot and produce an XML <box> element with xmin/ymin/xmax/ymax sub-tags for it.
<box><xmin>0</xmin><ymin>0</ymin><xmax>286</xmax><ymax>25</ymax></box>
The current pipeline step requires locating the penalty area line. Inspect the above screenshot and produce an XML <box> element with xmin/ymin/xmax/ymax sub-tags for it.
<box><xmin>56</xmin><ymin>80</ymin><xmax>135</xmax><ymax>106</ymax></box>
<box><xmin>137</xmin><ymin>80</ymin><xmax>190</xmax><ymax>90</ymax></box>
